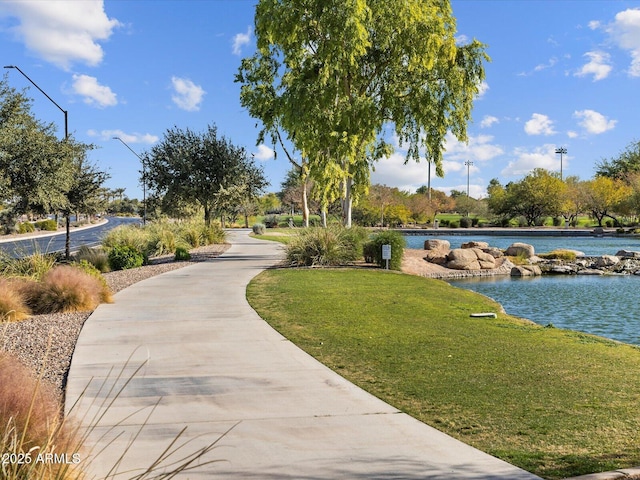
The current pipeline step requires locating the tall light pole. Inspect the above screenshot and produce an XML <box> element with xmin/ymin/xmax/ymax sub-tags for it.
<box><xmin>113</xmin><ymin>137</ymin><xmax>147</xmax><ymax>225</ymax></box>
<box><xmin>555</xmin><ymin>147</ymin><xmax>567</xmax><ymax>181</ymax></box>
<box><xmin>465</xmin><ymin>160</ymin><xmax>474</xmax><ymax>197</ymax></box>
<box><xmin>4</xmin><ymin>65</ymin><xmax>68</xmax><ymax>140</ymax></box>
<box><xmin>4</xmin><ymin>65</ymin><xmax>73</xmax><ymax>258</ymax></box>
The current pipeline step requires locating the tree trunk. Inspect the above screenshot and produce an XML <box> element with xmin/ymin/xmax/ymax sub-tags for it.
<box><xmin>342</xmin><ymin>177</ymin><xmax>353</xmax><ymax>228</ymax></box>
<box><xmin>65</xmin><ymin>215</ymin><xmax>71</xmax><ymax>260</ymax></box>
<box><xmin>321</xmin><ymin>209</ymin><xmax>327</xmax><ymax>228</ymax></box>
<box><xmin>204</xmin><ymin>206</ymin><xmax>211</xmax><ymax>227</ymax></box>
<box><xmin>302</xmin><ymin>178</ymin><xmax>310</xmax><ymax>228</ymax></box>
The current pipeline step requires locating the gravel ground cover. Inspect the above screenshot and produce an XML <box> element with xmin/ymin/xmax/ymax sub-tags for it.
<box><xmin>0</xmin><ymin>244</ymin><xmax>229</xmax><ymax>402</ymax></box>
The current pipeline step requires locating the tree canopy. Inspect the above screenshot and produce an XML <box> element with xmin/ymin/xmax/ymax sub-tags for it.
<box><xmin>596</xmin><ymin>140</ymin><xmax>640</xmax><ymax>180</ymax></box>
<box><xmin>145</xmin><ymin>124</ymin><xmax>268</xmax><ymax>226</ymax></box>
<box><xmin>0</xmin><ymin>76</ymin><xmax>106</xmax><ymax>243</ymax></box>
<box><xmin>237</xmin><ymin>0</ymin><xmax>488</xmax><ymax>226</ymax></box>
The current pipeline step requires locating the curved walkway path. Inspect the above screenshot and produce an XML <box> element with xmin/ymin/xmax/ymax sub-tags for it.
<box><xmin>66</xmin><ymin>230</ymin><xmax>541</xmax><ymax>479</ymax></box>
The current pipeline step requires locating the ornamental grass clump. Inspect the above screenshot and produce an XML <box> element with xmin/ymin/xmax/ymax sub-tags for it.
<box><xmin>538</xmin><ymin>249</ymin><xmax>578</xmax><ymax>261</ymax></box>
<box><xmin>24</xmin><ymin>266</ymin><xmax>105</xmax><ymax>314</ymax></box>
<box><xmin>0</xmin><ymin>279</ymin><xmax>30</xmax><ymax>322</ymax></box>
<box><xmin>0</xmin><ymin>352</ymin><xmax>79</xmax><ymax>480</ymax></box>
<box><xmin>286</xmin><ymin>226</ymin><xmax>366</xmax><ymax>267</ymax></box>
<box><xmin>0</xmin><ymin>250</ymin><xmax>57</xmax><ymax>281</ymax></box>
<box><xmin>74</xmin><ymin>245</ymin><xmax>110</xmax><ymax>273</ymax></box>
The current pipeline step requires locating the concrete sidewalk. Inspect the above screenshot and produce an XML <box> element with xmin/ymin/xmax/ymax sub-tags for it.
<box><xmin>66</xmin><ymin>229</ymin><xmax>541</xmax><ymax>479</ymax></box>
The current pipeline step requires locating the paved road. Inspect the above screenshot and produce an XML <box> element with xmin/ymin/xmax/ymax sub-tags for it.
<box><xmin>66</xmin><ymin>230</ymin><xmax>541</xmax><ymax>479</ymax></box>
<box><xmin>0</xmin><ymin>216</ymin><xmax>140</xmax><ymax>256</ymax></box>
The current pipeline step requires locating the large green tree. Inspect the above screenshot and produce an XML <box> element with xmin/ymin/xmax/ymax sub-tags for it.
<box><xmin>145</xmin><ymin>124</ymin><xmax>268</xmax><ymax>226</ymax></box>
<box><xmin>596</xmin><ymin>140</ymin><xmax>640</xmax><ymax>180</ymax></box>
<box><xmin>0</xmin><ymin>77</ymin><xmax>74</xmax><ymax>222</ymax></box>
<box><xmin>487</xmin><ymin>169</ymin><xmax>566</xmax><ymax>226</ymax></box>
<box><xmin>237</xmin><ymin>0</ymin><xmax>488</xmax><ymax>227</ymax></box>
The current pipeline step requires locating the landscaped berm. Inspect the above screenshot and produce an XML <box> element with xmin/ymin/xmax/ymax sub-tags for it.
<box><xmin>247</xmin><ymin>235</ymin><xmax>640</xmax><ymax>480</ymax></box>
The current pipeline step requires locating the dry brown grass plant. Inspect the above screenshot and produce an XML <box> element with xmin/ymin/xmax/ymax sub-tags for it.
<box><xmin>0</xmin><ymin>279</ymin><xmax>31</xmax><ymax>322</ymax></box>
<box><xmin>25</xmin><ymin>266</ymin><xmax>105</xmax><ymax>315</ymax></box>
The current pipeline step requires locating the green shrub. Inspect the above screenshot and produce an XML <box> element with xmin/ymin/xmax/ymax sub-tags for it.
<box><xmin>459</xmin><ymin>217</ymin><xmax>472</xmax><ymax>228</ymax></box>
<box><xmin>364</xmin><ymin>230</ymin><xmax>406</xmax><ymax>270</ymax></box>
<box><xmin>286</xmin><ymin>226</ymin><xmax>364</xmax><ymax>266</ymax></box>
<box><xmin>16</xmin><ymin>222</ymin><xmax>35</xmax><ymax>234</ymax></box>
<box><xmin>74</xmin><ymin>245</ymin><xmax>110</xmax><ymax>272</ymax></box>
<box><xmin>174</xmin><ymin>246</ymin><xmax>191</xmax><ymax>261</ymax></box>
<box><xmin>449</xmin><ymin>220</ymin><xmax>460</xmax><ymax>228</ymax></box>
<box><xmin>108</xmin><ymin>245</ymin><xmax>145</xmax><ymax>271</ymax></box>
<box><xmin>34</xmin><ymin>219</ymin><xmax>57</xmax><ymax>231</ymax></box>
<box><xmin>252</xmin><ymin>223</ymin><xmax>266</xmax><ymax>235</ymax></box>
<box><xmin>263</xmin><ymin>215</ymin><xmax>279</xmax><ymax>228</ymax></box>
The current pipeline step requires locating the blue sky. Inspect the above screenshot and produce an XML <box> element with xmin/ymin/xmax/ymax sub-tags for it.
<box><xmin>1</xmin><ymin>0</ymin><xmax>639</xmax><ymax>200</ymax></box>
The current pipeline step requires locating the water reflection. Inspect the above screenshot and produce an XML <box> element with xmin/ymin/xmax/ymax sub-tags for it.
<box><xmin>450</xmin><ymin>275</ymin><xmax>640</xmax><ymax>345</ymax></box>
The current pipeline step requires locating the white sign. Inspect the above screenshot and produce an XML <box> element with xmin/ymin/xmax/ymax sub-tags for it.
<box><xmin>382</xmin><ymin>244</ymin><xmax>391</xmax><ymax>260</ymax></box>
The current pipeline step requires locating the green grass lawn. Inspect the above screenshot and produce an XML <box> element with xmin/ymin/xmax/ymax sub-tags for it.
<box><xmin>247</xmin><ymin>268</ymin><xmax>640</xmax><ymax>480</ymax></box>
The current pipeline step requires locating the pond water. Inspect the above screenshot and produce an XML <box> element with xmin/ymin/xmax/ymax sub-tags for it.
<box><xmin>449</xmin><ymin>274</ymin><xmax>640</xmax><ymax>346</ymax></box>
<box><xmin>404</xmin><ymin>234</ymin><xmax>640</xmax><ymax>257</ymax></box>
<box><xmin>403</xmin><ymin>234</ymin><xmax>640</xmax><ymax>345</ymax></box>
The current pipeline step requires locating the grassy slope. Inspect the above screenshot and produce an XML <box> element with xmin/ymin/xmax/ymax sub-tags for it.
<box><xmin>247</xmin><ymin>268</ymin><xmax>640</xmax><ymax>480</ymax></box>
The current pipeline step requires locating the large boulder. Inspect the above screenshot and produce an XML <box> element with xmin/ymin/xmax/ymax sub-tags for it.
<box><xmin>461</xmin><ymin>241</ymin><xmax>489</xmax><ymax>249</ymax></box>
<box><xmin>446</xmin><ymin>248</ymin><xmax>497</xmax><ymax>270</ymax></box>
<box><xmin>424</xmin><ymin>239</ymin><xmax>450</xmax><ymax>251</ymax></box>
<box><xmin>596</xmin><ymin>255</ymin><xmax>620</xmax><ymax>267</ymax></box>
<box><xmin>424</xmin><ymin>239</ymin><xmax>451</xmax><ymax>265</ymax></box>
<box><xmin>616</xmin><ymin>250</ymin><xmax>640</xmax><ymax>259</ymax></box>
<box><xmin>505</xmin><ymin>242</ymin><xmax>535</xmax><ymax>259</ymax></box>
<box><xmin>446</xmin><ymin>249</ymin><xmax>480</xmax><ymax>270</ymax></box>
<box><xmin>511</xmin><ymin>265</ymin><xmax>541</xmax><ymax>277</ymax></box>
<box><xmin>483</xmin><ymin>247</ymin><xmax>504</xmax><ymax>259</ymax></box>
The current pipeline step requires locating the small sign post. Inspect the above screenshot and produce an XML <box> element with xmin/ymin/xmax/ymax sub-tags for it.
<box><xmin>382</xmin><ymin>244</ymin><xmax>391</xmax><ymax>270</ymax></box>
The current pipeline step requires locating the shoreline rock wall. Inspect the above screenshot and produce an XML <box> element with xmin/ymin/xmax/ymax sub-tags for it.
<box><xmin>420</xmin><ymin>240</ymin><xmax>640</xmax><ymax>278</ymax></box>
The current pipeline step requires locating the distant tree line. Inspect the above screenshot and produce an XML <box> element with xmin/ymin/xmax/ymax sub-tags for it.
<box><xmin>487</xmin><ymin>141</ymin><xmax>640</xmax><ymax>228</ymax></box>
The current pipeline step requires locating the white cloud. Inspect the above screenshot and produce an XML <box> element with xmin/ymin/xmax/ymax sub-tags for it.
<box><xmin>524</xmin><ymin>113</ymin><xmax>556</xmax><ymax>136</ymax></box>
<box><xmin>232</xmin><ymin>26</ymin><xmax>252</xmax><ymax>56</ymax></box>
<box><xmin>171</xmin><ymin>76</ymin><xmax>205</xmax><ymax>111</ymax></box>
<box><xmin>607</xmin><ymin>8</ymin><xmax>640</xmax><ymax>77</ymax></box>
<box><xmin>480</xmin><ymin>115</ymin><xmax>499</xmax><ymax>129</ymax></box>
<box><xmin>443</xmin><ymin>133</ymin><xmax>504</xmax><ymax>162</ymax></box>
<box><xmin>371</xmin><ymin>152</ymin><xmax>430</xmax><ymax>190</ymax></box>
<box><xmin>567</xmin><ymin>130</ymin><xmax>579</xmax><ymax>139</ymax></box>
<box><xmin>575</xmin><ymin>51</ymin><xmax>612</xmax><ymax>81</ymax></box>
<box><xmin>0</xmin><ymin>0</ymin><xmax>120</xmax><ymax>69</ymax></box>
<box><xmin>589</xmin><ymin>20</ymin><xmax>601</xmax><ymax>30</ymax></box>
<box><xmin>253</xmin><ymin>144</ymin><xmax>274</xmax><ymax>161</ymax></box>
<box><xmin>573</xmin><ymin>109</ymin><xmax>617</xmax><ymax>134</ymax></box>
<box><xmin>534</xmin><ymin>56</ymin><xmax>558</xmax><ymax>72</ymax></box>
<box><xmin>501</xmin><ymin>144</ymin><xmax>562</xmax><ymax>177</ymax></box>
<box><xmin>88</xmin><ymin>129</ymin><xmax>158</xmax><ymax>144</ymax></box>
<box><xmin>476</xmin><ymin>81</ymin><xmax>489</xmax><ymax>99</ymax></box>
<box><xmin>71</xmin><ymin>74</ymin><xmax>117</xmax><ymax>108</ymax></box>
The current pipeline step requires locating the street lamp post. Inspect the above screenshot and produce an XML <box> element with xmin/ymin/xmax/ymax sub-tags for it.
<box><xmin>4</xmin><ymin>65</ymin><xmax>68</xmax><ymax>139</ymax></box>
<box><xmin>112</xmin><ymin>137</ymin><xmax>147</xmax><ymax>225</ymax></box>
<box><xmin>555</xmin><ymin>147</ymin><xmax>567</xmax><ymax>181</ymax></box>
<box><xmin>4</xmin><ymin>65</ymin><xmax>73</xmax><ymax>258</ymax></box>
<box><xmin>465</xmin><ymin>160</ymin><xmax>474</xmax><ymax>197</ymax></box>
